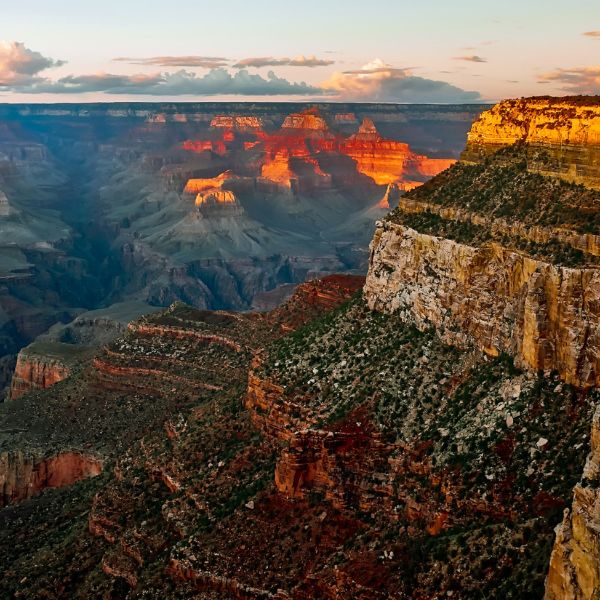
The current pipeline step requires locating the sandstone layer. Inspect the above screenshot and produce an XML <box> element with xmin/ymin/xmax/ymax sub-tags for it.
<box><xmin>364</xmin><ymin>222</ymin><xmax>600</xmax><ymax>388</ymax></box>
<box><xmin>462</xmin><ymin>97</ymin><xmax>600</xmax><ymax>189</ymax></box>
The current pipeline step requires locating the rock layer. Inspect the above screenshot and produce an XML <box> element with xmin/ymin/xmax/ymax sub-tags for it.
<box><xmin>364</xmin><ymin>222</ymin><xmax>600</xmax><ymax>387</ymax></box>
<box><xmin>0</xmin><ymin>450</ymin><xmax>102</xmax><ymax>506</ymax></box>
<box><xmin>462</xmin><ymin>97</ymin><xmax>600</xmax><ymax>189</ymax></box>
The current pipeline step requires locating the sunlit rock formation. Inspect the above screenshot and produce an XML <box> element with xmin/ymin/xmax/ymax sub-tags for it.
<box><xmin>341</xmin><ymin>118</ymin><xmax>455</xmax><ymax>185</ymax></box>
<box><xmin>462</xmin><ymin>97</ymin><xmax>600</xmax><ymax>189</ymax></box>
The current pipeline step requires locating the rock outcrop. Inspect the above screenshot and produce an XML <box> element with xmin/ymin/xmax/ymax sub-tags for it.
<box><xmin>365</xmin><ymin>97</ymin><xmax>600</xmax><ymax>389</ymax></box>
<box><xmin>462</xmin><ymin>97</ymin><xmax>600</xmax><ymax>189</ymax></box>
<box><xmin>9</xmin><ymin>341</ymin><xmax>92</xmax><ymax>400</ymax></box>
<box><xmin>0</xmin><ymin>450</ymin><xmax>102</xmax><ymax>506</ymax></box>
<box><xmin>341</xmin><ymin>118</ymin><xmax>455</xmax><ymax>186</ymax></box>
<box><xmin>364</xmin><ymin>222</ymin><xmax>600</xmax><ymax>388</ymax></box>
<box><xmin>9</xmin><ymin>351</ymin><xmax>71</xmax><ymax>400</ymax></box>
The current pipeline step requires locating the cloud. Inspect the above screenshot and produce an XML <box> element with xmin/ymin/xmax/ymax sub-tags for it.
<box><xmin>538</xmin><ymin>66</ymin><xmax>600</xmax><ymax>93</ymax></box>
<box><xmin>583</xmin><ymin>31</ymin><xmax>600</xmax><ymax>38</ymax></box>
<box><xmin>453</xmin><ymin>55</ymin><xmax>487</xmax><ymax>63</ymax></box>
<box><xmin>12</xmin><ymin>68</ymin><xmax>321</xmax><ymax>96</ymax></box>
<box><xmin>113</xmin><ymin>55</ymin><xmax>230</xmax><ymax>68</ymax></box>
<box><xmin>233</xmin><ymin>55</ymin><xmax>334</xmax><ymax>68</ymax></box>
<box><xmin>321</xmin><ymin>58</ymin><xmax>481</xmax><ymax>103</ymax></box>
<box><xmin>0</xmin><ymin>41</ymin><xmax>64</xmax><ymax>86</ymax></box>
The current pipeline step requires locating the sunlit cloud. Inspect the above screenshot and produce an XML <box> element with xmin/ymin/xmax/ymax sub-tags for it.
<box><xmin>0</xmin><ymin>41</ymin><xmax>64</xmax><ymax>86</ymax></box>
<box><xmin>538</xmin><ymin>66</ymin><xmax>600</xmax><ymax>93</ymax></box>
<box><xmin>321</xmin><ymin>58</ymin><xmax>481</xmax><ymax>103</ymax></box>
<box><xmin>233</xmin><ymin>55</ymin><xmax>334</xmax><ymax>68</ymax></box>
<box><xmin>454</xmin><ymin>55</ymin><xmax>487</xmax><ymax>63</ymax></box>
<box><xmin>583</xmin><ymin>31</ymin><xmax>600</xmax><ymax>38</ymax></box>
<box><xmin>113</xmin><ymin>56</ymin><xmax>230</xmax><ymax>68</ymax></box>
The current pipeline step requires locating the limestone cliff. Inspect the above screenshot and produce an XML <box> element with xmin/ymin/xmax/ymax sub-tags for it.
<box><xmin>364</xmin><ymin>222</ymin><xmax>600</xmax><ymax>388</ymax></box>
<box><xmin>462</xmin><ymin>97</ymin><xmax>600</xmax><ymax>189</ymax></box>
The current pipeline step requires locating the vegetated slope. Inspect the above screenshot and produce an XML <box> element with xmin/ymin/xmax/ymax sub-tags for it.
<box><xmin>1</xmin><ymin>289</ymin><xmax>592</xmax><ymax>598</ymax></box>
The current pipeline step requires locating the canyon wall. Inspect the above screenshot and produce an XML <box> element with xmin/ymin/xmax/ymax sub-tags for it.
<box><xmin>546</xmin><ymin>404</ymin><xmax>600</xmax><ymax>599</ymax></box>
<box><xmin>364</xmin><ymin>222</ymin><xmax>600</xmax><ymax>388</ymax></box>
<box><xmin>0</xmin><ymin>450</ymin><xmax>102</xmax><ymax>506</ymax></box>
<box><xmin>462</xmin><ymin>97</ymin><xmax>600</xmax><ymax>189</ymax></box>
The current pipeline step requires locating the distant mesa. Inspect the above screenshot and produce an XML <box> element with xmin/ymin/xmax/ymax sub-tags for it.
<box><xmin>210</xmin><ymin>115</ymin><xmax>265</xmax><ymax>131</ymax></box>
<box><xmin>178</xmin><ymin>108</ymin><xmax>455</xmax><ymax>192</ymax></box>
<box><xmin>342</xmin><ymin>118</ymin><xmax>455</xmax><ymax>186</ymax></box>
<box><xmin>281</xmin><ymin>108</ymin><xmax>332</xmax><ymax>135</ymax></box>
<box><xmin>183</xmin><ymin>171</ymin><xmax>236</xmax><ymax>194</ymax></box>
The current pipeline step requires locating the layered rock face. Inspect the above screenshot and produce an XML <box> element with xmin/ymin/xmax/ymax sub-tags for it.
<box><xmin>0</xmin><ymin>450</ymin><xmax>102</xmax><ymax>506</ymax></box>
<box><xmin>357</xmin><ymin>96</ymin><xmax>600</xmax><ymax>597</ymax></box>
<box><xmin>210</xmin><ymin>115</ymin><xmax>265</xmax><ymax>131</ymax></box>
<box><xmin>365</xmin><ymin>223</ymin><xmax>600</xmax><ymax>388</ymax></box>
<box><xmin>462</xmin><ymin>97</ymin><xmax>600</xmax><ymax>189</ymax></box>
<box><xmin>341</xmin><ymin>118</ymin><xmax>456</xmax><ymax>186</ymax></box>
<box><xmin>9</xmin><ymin>350</ymin><xmax>71</xmax><ymax>400</ymax></box>
<box><xmin>365</xmin><ymin>97</ymin><xmax>600</xmax><ymax>389</ymax></box>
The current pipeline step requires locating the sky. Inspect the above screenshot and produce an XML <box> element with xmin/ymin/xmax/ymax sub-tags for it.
<box><xmin>0</xmin><ymin>0</ymin><xmax>599</xmax><ymax>103</ymax></box>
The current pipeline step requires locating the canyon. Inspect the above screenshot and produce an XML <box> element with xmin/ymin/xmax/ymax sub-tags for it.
<box><xmin>0</xmin><ymin>102</ymin><xmax>482</xmax><ymax>398</ymax></box>
<box><xmin>0</xmin><ymin>96</ymin><xmax>599</xmax><ymax>599</ymax></box>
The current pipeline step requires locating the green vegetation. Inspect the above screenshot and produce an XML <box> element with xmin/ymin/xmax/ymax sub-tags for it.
<box><xmin>390</xmin><ymin>144</ymin><xmax>600</xmax><ymax>234</ymax></box>
<box><xmin>392</xmin><ymin>210</ymin><xmax>594</xmax><ymax>267</ymax></box>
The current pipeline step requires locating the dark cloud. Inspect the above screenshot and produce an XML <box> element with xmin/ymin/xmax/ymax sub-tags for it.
<box><xmin>113</xmin><ymin>56</ymin><xmax>230</xmax><ymax>68</ymax></box>
<box><xmin>453</xmin><ymin>55</ymin><xmax>487</xmax><ymax>63</ymax></box>
<box><xmin>13</xmin><ymin>68</ymin><xmax>321</xmax><ymax>96</ymax></box>
<box><xmin>0</xmin><ymin>41</ymin><xmax>64</xmax><ymax>86</ymax></box>
<box><xmin>233</xmin><ymin>55</ymin><xmax>334</xmax><ymax>68</ymax></box>
<box><xmin>538</xmin><ymin>66</ymin><xmax>600</xmax><ymax>93</ymax></box>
